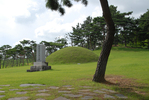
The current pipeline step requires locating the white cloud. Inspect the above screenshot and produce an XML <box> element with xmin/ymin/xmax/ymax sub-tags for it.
<box><xmin>0</xmin><ymin>0</ymin><xmax>38</xmax><ymax>29</ymax></box>
<box><xmin>35</xmin><ymin>15</ymin><xmax>87</xmax><ymax>39</ymax></box>
<box><xmin>65</xmin><ymin>3</ymin><xmax>83</xmax><ymax>13</ymax></box>
<box><xmin>0</xmin><ymin>1</ymin><xmax>28</xmax><ymax>32</ymax></box>
<box><xmin>0</xmin><ymin>0</ymin><xmax>36</xmax><ymax>17</ymax></box>
<box><xmin>91</xmin><ymin>7</ymin><xmax>102</xmax><ymax>18</ymax></box>
<box><xmin>35</xmin><ymin>18</ymin><xmax>64</xmax><ymax>37</ymax></box>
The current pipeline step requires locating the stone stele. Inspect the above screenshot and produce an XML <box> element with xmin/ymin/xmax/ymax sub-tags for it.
<box><xmin>27</xmin><ymin>44</ymin><xmax>51</xmax><ymax>72</ymax></box>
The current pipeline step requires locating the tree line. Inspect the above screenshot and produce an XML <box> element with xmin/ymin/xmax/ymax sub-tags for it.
<box><xmin>0</xmin><ymin>5</ymin><xmax>148</xmax><ymax>69</ymax></box>
<box><xmin>0</xmin><ymin>38</ymin><xmax>67</xmax><ymax>69</ymax></box>
<box><xmin>67</xmin><ymin>5</ymin><xmax>149</xmax><ymax>50</ymax></box>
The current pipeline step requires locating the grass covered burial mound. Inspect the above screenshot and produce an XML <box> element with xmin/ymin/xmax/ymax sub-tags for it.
<box><xmin>46</xmin><ymin>47</ymin><xmax>98</xmax><ymax>64</ymax></box>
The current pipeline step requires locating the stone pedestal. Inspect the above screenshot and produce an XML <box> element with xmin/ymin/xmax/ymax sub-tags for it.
<box><xmin>27</xmin><ymin>62</ymin><xmax>51</xmax><ymax>72</ymax></box>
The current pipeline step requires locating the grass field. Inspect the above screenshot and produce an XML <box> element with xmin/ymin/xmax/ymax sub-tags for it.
<box><xmin>0</xmin><ymin>47</ymin><xmax>149</xmax><ymax>100</ymax></box>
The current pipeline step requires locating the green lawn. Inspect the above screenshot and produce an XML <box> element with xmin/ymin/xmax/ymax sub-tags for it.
<box><xmin>95</xmin><ymin>47</ymin><xmax>149</xmax><ymax>84</ymax></box>
<box><xmin>0</xmin><ymin>47</ymin><xmax>149</xmax><ymax>100</ymax></box>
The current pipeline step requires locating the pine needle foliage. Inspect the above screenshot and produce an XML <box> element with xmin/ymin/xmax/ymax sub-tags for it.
<box><xmin>45</xmin><ymin>0</ymin><xmax>88</xmax><ymax>15</ymax></box>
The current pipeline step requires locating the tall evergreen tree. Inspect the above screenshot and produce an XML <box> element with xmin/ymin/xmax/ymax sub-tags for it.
<box><xmin>14</xmin><ymin>44</ymin><xmax>24</xmax><ymax>66</ymax></box>
<box><xmin>0</xmin><ymin>45</ymin><xmax>12</xmax><ymax>68</ymax></box>
<box><xmin>93</xmin><ymin>16</ymin><xmax>106</xmax><ymax>45</ymax></box>
<box><xmin>69</xmin><ymin>23</ymin><xmax>85</xmax><ymax>47</ymax></box>
<box><xmin>120</xmin><ymin>17</ymin><xmax>135</xmax><ymax>47</ymax></box>
<box><xmin>109</xmin><ymin>5</ymin><xmax>133</xmax><ymax>46</ymax></box>
<box><xmin>138</xmin><ymin>9</ymin><xmax>149</xmax><ymax>48</ymax></box>
<box><xmin>6</xmin><ymin>48</ymin><xmax>17</xmax><ymax>67</ymax></box>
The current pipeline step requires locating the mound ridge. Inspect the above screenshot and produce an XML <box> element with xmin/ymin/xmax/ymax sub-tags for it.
<box><xmin>46</xmin><ymin>47</ymin><xmax>98</xmax><ymax>64</ymax></box>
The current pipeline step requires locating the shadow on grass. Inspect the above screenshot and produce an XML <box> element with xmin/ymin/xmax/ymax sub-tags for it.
<box><xmin>42</xmin><ymin>69</ymin><xmax>61</xmax><ymax>71</ymax></box>
<box><xmin>114</xmin><ymin>87</ymin><xmax>149</xmax><ymax>100</ymax></box>
<box><xmin>27</xmin><ymin>69</ymin><xmax>61</xmax><ymax>72</ymax></box>
<box><xmin>101</xmin><ymin>80</ymin><xmax>149</xmax><ymax>100</ymax></box>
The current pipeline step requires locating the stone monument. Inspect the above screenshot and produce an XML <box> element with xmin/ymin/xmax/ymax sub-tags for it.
<box><xmin>27</xmin><ymin>44</ymin><xmax>51</xmax><ymax>72</ymax></box>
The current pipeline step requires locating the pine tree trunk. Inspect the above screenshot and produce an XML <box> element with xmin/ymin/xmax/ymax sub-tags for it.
<box><xmin>0</xmin><ymin>60</ymin><xmax>1</xmax><ymax>69</ymax></box>
<box><xmin>124</xmin><ymin>37</ymin><xmax>127</xmax><ymax>47</ymax></box>
<box><xmin>31</xmin><ymin>52</ymin><xmax>36</xmax><ymax>62</ymax></box>
<box><xmin>148</xmin><ymin>39</ymin><xmax>149</xmax><ymax>49</ymax></box>
<box><xmin>3</xmin><ymin>58</ymin><xmax>5</xmax><ymax>68</ymax></box>
<box><xmin>23</xmin><ymin>56</ymin><xmax>25</xmax><ymax>66</ymax></box>
<box><xmin>5</xmin><ymin>59</ymin><xmax>8</xmax><ymax>68</ymax></box>
<box><xmin>19</xmin><ymin>57</ymin><xmax>21</xmax><ymax>66</ymax></box>
<box><xmin>16</xmin><ymin>57</ymin><xmax>18</xmax><ymax>66</ymax></box>
<box><xmin>1</xmin><ymin>60</ymin><xmax>3</xmax><ymax>68</ymax></box>
<box><xmin>26</xmin><ymin>56</ymin><xmax>29</xmax><ymax>65</ymax></box>
<box><xmin>92</xmin><ymin>0</ymin><xmax>115</xmax><ymax>82</ymax></box>
<box><xmin>12</xmin><ymin>58</ymin><xmax>14</xmax><ymax>67</ymax></box>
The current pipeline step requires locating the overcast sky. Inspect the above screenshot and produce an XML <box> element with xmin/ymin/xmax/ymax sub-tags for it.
<box><xmin>0</xmin><ymin>0</ymin><xmax>149</xmax><ymax>47</ymax></box>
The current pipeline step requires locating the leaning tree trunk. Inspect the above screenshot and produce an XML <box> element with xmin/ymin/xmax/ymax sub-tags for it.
<box><xmin>92</xmin><ymin>0</ymin><xmax>115</xmax><ymax>82</ymax></box>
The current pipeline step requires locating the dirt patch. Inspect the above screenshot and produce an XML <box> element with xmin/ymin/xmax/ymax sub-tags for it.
<box><xmin>104</xmin><ymin>75</ymin><xmax>147</xmax><ymax>95</ymax></box>
<box><xmin>105</xmin><ymin>75</ymin><xmax>147</xmax><ymax>87</ymax></box>
<box><xmin>105</xmin><ymin>75</ymin><xmax>136</xmax><ymax>87</ymax></box>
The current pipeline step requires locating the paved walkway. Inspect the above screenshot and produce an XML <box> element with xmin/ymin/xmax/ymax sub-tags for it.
<box><xmin>0</xmin><ymin>84</ymin><xmax>128</xmax><ymax>100</ymax></box>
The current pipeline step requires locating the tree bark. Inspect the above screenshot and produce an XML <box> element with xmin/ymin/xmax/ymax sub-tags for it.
<box><xmin>148</xmin><ymin>39</ymin><xmax>149</xmax><ymax>49</ymax></box>
<box><xmin>124</xmin><ymin>37</ymin><xmax>127</xmax><ymax>47</ymax></box>
<box><xmin>92</xmin><ymin>0</ymin><xmax>115</xmax><ymax>82</ymax></box>
<box><xmin>3</xmin><ymin>58</ymin><xmax>5</xmax><ymax>68</ymax></box>
<box><xmin>0</xmin><ymin>60</ymin><xmax>1</xmax><ymax>69</ymax></box>
<box><xmin>31</xmin><ymin>52</ymin><xmax>36</xmax><ymax>62</ymax></box>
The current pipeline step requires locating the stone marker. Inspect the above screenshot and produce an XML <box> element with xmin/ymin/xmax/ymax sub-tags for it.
<box><xmin>81</xmin><ymin>96</ymin><xmax>93</xmax><ymax>100</ymax></box>
<box><xmin>63</xmin><ymin>94</ymin><xmax>82</xmax><ymax>98</ymax></box>
<box><xmin>93</xmin><ymin>90</ymin><xmax>106</xmax><ymax>94</ymax></box>
<box><xmin>115</xmin><ymin>94</ymin><xmax>128</xmax><ymax>99</ymax></box>
<box><xmin>36</xmin><ymin>98</ymin><xmax>46</xmax><ymax>100</ymax></box>
<box><xmin>104</xmin><ymin>94</ymin><xmax>115</xmax><ymax>99</ymax></box>
<box><xmin>8</xmin><ymin>97</ymin><xmax>29</xmax><ymax>100</ymax></box>
<box><xmin>16</xmin><ymin>92</ymin><xmax>27</xmax><ymax>94</ymax></box>
<box><xmin>0</xmin><ymin>91</ymin><xmax>5</xmax><ymax>93</ymax></box>
<box><xmin>67</xmin><ymin>88</ymin><xmax>74</xmax><ymax>90</ymax></box>
<box><xmin>9</xmin><ymin>89</ymin><xmax>19</xmax><ymax>91</ymax></box>
<box><xmin>101</xmin><ymin>88</ymin><xmax>116</xmax><ymax>93</ymax></box>
<box><xmin>0</xmin><ymin>95</ymin><xmax>5</xmax><ymax>98</ymax></box>
<box><xmin>78</xmin><ymin>92</ymin><xmax>98</xmax><ymax>96</ymax></box>
<box><xmin>63</xmin><ymin>85</ymin><xmax>72</xmax><ymax>87</ymax></box>
<box><xmin>79</xmin><ymin>89</ymin><xmax>91</xmax><ymax>92</ymax></box>
<box><xmin>0</xmin><ymin>85</ymin><xmax>10</xmax><ymax>86</ymax></box>
<box><xmin>49</xmin><ymin>86</ymin><xmax>59</xmax><ymax>89</ymax></box>
<box><xmin>58</xmin><ymin>90</ymin><xmax>71</xmax><ymax>93</ymax></box>
<box><xmin>54</xmin><ymin>96</ymin><xmax>70</xmax><ymax>100</ymax></box>
<box><xmin>38</xmin><ymin>89</ymin><xmax>49</xmax><ymax>92</ymax></box>
<box><xmin>20</xmin><ymin>84</ymin><xmax>46</xmax><ymax>87</ymax></box>
<box><xmin>36</xmin><ymin>93</ymin><xmax>51</xmax><ymax>96</ymax></box>
<box><xmin>27</xmin><ymin>44</ymin><xmax>51</xmax><ymax>72</ymax></box>
<box><xmin>80</xmin><ymin>86</ymin><xmax>92</xmax><ymax>88</ymax></box>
